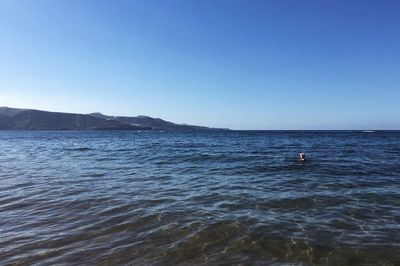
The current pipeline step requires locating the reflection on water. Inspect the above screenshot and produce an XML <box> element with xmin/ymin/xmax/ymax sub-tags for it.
<box><xmin>1</xmin><ymin>131</ymin><xmax>400</xmax><ymax>265</ymax></box>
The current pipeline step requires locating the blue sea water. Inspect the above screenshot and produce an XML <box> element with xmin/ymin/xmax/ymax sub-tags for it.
<box><xmin>0</xmin><ymin>130</ymin><xmax>399</xmax><ymax>265</ymax></box>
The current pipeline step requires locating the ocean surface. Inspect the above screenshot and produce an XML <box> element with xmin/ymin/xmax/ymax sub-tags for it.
<box><xmin>1</xmin><ymin>130</ymin><xmax>399</xmax><ymax>265</ymax></box>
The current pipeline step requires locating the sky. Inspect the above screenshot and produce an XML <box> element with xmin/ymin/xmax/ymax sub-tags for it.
<box><xmin>0</xmin><ymin>0</ymin><xmax>399</xmax><ymax>130</ymax></box>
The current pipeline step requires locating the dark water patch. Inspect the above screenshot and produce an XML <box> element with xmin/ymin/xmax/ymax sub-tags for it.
<box><xmin>94</xmin><ymin>157</ymin><xmax>120</xmax><ymax>162</ymax></box>
<box><xmin>80</xmin><ymin>172</ymin><xmax>107</xmax><ymax>178</ymax></box>
<box><xmin>62</xmin><ymin>147</ymin><xmax>93</xmax><ymax>151</ymax></box>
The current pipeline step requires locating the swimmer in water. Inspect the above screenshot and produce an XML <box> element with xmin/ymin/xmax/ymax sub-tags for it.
<box><xmin>299</xmin><ymin>152</ymin><xmax>305</xmax><ymax>161</ymax></box>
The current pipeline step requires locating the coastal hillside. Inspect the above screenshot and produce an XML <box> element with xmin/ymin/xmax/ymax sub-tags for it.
<box><xmin>0</xmin><ymin>107</ymin><xmax>147</xmax><ymax>130</ymax></box>
<box><xmin>0</xmin><ymin>107</ymin><xmax>226</xmax><ymax>131</ymax></box>
<box><xmin>88</xmin><ymin>112</ymin><xmax>224</xmax><ymax>131</ymax></box>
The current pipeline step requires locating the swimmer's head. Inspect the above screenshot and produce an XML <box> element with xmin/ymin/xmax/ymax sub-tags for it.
<box><xmin>299</xmin><ymin>152</ymin><xmax>305</xmax><ymax>160</ymax></box>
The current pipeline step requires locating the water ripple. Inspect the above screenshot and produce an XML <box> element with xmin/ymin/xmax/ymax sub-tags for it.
<box><xmin>0</xmin><ymin>130</ymin><xmax>400</xmax><ymax>265</ymax></box>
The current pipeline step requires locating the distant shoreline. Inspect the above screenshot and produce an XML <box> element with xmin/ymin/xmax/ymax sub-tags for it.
<box><xmin>0</xmin><ymin>107</ymin><xmax>229</xmax><ymax>131</ymax></box>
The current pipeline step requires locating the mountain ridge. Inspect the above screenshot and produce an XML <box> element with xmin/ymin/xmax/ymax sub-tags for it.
<box><xmin>0</xmin><ymin>107</ymin><xmax>228</xmax><ymax>131</ymax></box>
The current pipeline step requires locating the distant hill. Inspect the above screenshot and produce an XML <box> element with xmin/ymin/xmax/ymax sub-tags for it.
<box><xmin>0</xmin><ymin>107</ymin><xmax>228</xmax><ymax>131</ymax></box>
<box><xmin>88</xmin><ymin>112</ymin><xmax>225</xmax><ymax>131</ymax></box>
<box><xmin>0</xmin><ymin>107</ymin><xmax>148</xmax><ymax>130</ymax></box>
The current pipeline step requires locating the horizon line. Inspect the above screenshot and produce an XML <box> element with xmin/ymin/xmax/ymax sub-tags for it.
<box><xmin>1</xmin><ymin>106</ymin><xmax>398</xmax><ymax>131</ymax></box>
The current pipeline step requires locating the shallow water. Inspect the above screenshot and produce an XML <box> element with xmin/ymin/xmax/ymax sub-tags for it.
<box><xmin>1</xmin><ymin>131</ymin><xmax>399</xmax><ymax>265</ymax></box>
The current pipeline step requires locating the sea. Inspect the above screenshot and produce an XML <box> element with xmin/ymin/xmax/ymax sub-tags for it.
<box><xmin>0</xmin><ymin>130</ymin><xmax>399</xmax><ymax>265</ymax></box>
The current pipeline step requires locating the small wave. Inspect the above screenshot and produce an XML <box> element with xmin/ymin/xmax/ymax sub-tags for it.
<box><xmin>114</xmin><ymin>148</ymin><xmax>136</xmax><ymax>152</ymax></box>
<box><xmin>63</xmin><ymin>147</ymin><xmax>93</xmax><ymax>151</ymax></box>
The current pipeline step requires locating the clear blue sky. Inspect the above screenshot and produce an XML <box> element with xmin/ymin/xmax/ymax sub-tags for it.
<box><xmin>0</xmin><ymin>0</ymin><xmax>399</xmax><ymax>129</ymax></box>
